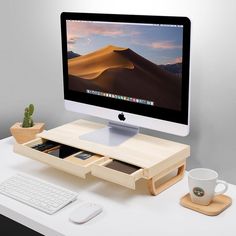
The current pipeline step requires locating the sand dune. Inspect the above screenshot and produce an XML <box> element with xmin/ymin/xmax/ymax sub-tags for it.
<box><xmin>68</xmin><ymin>45</ymin><xmax>134</xmax><ymax>80</ymax></box>
<box><xmin>68</xmin><ymin>45</ymin><xmax>182</xmax><ymax>111</ymax></box>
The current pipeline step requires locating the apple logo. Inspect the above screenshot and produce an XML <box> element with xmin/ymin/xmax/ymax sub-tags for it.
<box><xmin>118</xmin><ymin>112</ymin><xmax>126</xmax><ymax>121</ymax></box>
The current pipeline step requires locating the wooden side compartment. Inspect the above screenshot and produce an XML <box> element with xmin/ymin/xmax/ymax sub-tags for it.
<box><xmin>91</xmin><ymin>159</ymin><xmax>144</xmax><ymax>190</ymax></box>
<box><xmin>14</xmin><ymin>138</ymin><xmax>108</xmax><ymax>178</ymax></box>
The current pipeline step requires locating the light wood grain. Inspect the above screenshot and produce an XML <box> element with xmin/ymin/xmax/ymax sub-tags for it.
<box><xmin>180</xmin><ymin>193</ymin><xmax>232</xmax><ymax>216</ymax></box>
<box><xmin>13</xmin><ymin>119</ymin><xmax>190</xmax><ymax>195</ymax></box>
<box><xmin>10</xmin><ymin>123</ymin><xmax>45</xmax><ymax>144</ymax></box>
<box><xmin>14</xmin><ymin>138</ymin><xmax>107</xmax><ymax>178</ymax></box>
<box><xmin>91</xmin><ymin>159</ymin><xmax>143</xmax><ymax>189</ymax></box>
<box><xmin>64</xmin><ymin>154</ymin><xmax>107</xmax><ymax>167</ymax></box>
<box><xmin>148</xmin><ymin>161</ymin><xmax>185</xmax><ymax>195</ymax></box>
<box><xmin>38</xmin><ymin>119</ymin><xmax>190</xmax><ymax>178</ymax></box>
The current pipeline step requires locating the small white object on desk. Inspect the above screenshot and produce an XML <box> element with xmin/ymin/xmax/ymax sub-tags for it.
<box><xmin>69</xmin><ymin>202</ymin><xmax>103</xmax><ymax>224</ymax></box>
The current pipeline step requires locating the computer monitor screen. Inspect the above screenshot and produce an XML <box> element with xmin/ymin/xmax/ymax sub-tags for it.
<box><xmin>61</xmin><ymin>13</ymin><xmax>191</xmax><ymax>137</ymax></box>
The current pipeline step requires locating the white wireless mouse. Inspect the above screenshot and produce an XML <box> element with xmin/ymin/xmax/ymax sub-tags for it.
<box><xmin>69</xmin><ymin>202</ymin><xmax>103</xmax><ymax>224</ymax></box>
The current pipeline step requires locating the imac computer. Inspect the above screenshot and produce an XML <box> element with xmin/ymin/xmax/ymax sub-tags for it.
<box><xmin>60</xmin><ymin>12</ymin><xmax>191</xmax><ymax>146</ymax></box>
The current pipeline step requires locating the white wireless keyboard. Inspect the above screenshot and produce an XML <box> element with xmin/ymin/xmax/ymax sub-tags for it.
<box><xmin>0</xmin><ymin>173</ymin><xmax>78</xmax><ymax>214</ymax></box>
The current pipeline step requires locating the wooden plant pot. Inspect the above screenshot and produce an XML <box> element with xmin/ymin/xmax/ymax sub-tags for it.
<box><xmin>10</xmin><ymin>123</ymin><xmax>45</xmax><ymax>144</ymax></box>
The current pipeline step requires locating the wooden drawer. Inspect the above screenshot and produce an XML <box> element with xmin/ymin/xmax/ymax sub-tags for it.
<box><xmin>91</xmin><ymin>159</ymin><xmax>144</xmax><ymax>189</ymax></box>
<box><xmin>14</xmin><ymin>138</ymin><xmax>108</xmax><ymax>178</ymax></box>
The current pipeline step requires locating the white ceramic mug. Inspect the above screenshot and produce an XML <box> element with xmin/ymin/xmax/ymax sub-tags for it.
<box><xmin>188</xmin><ymin>168</ymin><xmax>228</xmax><ymax>205</ymax></box>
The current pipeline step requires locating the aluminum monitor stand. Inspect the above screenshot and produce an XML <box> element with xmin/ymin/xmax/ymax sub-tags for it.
<box><xmin>80</xmin><ymin>121</ymin><xmax>139</xmax><ymax>146</ymax></box>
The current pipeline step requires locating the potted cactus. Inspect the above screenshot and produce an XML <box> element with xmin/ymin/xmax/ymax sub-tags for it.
<box><xmin>10</xmin><ymin>104</ymin><xmax>45</xmax><ymax>144</ymax></box>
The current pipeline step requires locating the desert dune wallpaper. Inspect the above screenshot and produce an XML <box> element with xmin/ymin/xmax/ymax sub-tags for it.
<box><xmin>66</xmin><ymin>20</ymin><xmax>183</xmax><ymax>110</ymax></box>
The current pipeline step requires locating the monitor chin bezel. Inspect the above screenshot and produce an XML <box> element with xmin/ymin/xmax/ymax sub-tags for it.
<box><xmin>65</xmin><ymin>100</ymin><xmax>190</xmax><ymax>137</ymax></box>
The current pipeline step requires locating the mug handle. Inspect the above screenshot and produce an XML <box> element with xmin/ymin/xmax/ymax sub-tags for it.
<box><xmin>214</xmin><ymin>180</ymin><xmax>228</xmax><ymax>196</ymax></box>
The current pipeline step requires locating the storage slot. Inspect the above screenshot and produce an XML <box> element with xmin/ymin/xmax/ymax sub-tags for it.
<box><xmin>64</xmin><ymin>151</ymin><xmax>106</xmax><ymax>168</ymax></box>
<box><xmin>91</xmin><ymin>159</ymin><xmax>143</xmax><ymax>189</ymax></box>
<box><xmin>105</xmin><ymin>160</ymin><xmax>140</xmax><ymax>174</ymax></box>
<box><xmin>14</xmin><ymin>138</ymin><xmax>108</xmax><ymax>178</ymax></box>
<box><xmin>31</xmin><ymin>140</ymin><xmax>81</xmax><ymax>159</ymax></box>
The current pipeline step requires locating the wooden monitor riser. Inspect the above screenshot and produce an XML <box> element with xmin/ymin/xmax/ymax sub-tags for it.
<box><xmin>14</xmin><ymin>120</ymin><xmax>190</xmax><ymax>195</ymax></box>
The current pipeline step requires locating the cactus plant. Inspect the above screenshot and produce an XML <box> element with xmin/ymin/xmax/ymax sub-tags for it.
<box><xmin>22</xmin><ymin>104</ymin><xmax>34</xmax><ymax>128</ymax></box>
<box><xmin>10</xmin><ymin>103</ymin><xmax>44</xmax><ymax>143</ymax></box>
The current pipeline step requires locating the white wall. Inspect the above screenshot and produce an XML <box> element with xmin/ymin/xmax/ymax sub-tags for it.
<box><xmin>1</xmin><ymin>0</ymin><xmax>236</xmax><ymax>183</ymax></box>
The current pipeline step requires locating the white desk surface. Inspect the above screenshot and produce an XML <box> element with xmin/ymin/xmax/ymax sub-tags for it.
<box><xmin>0</xmin><ymin>137</ymin><xmax>235</xmax><ymax>236</ymax></box>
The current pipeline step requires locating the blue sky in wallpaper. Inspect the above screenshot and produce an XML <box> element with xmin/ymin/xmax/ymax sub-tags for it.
<box><xmin>66</xmin><ymin>20</ymin><xmax>183</xmax><ymax>65</ymax></box>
